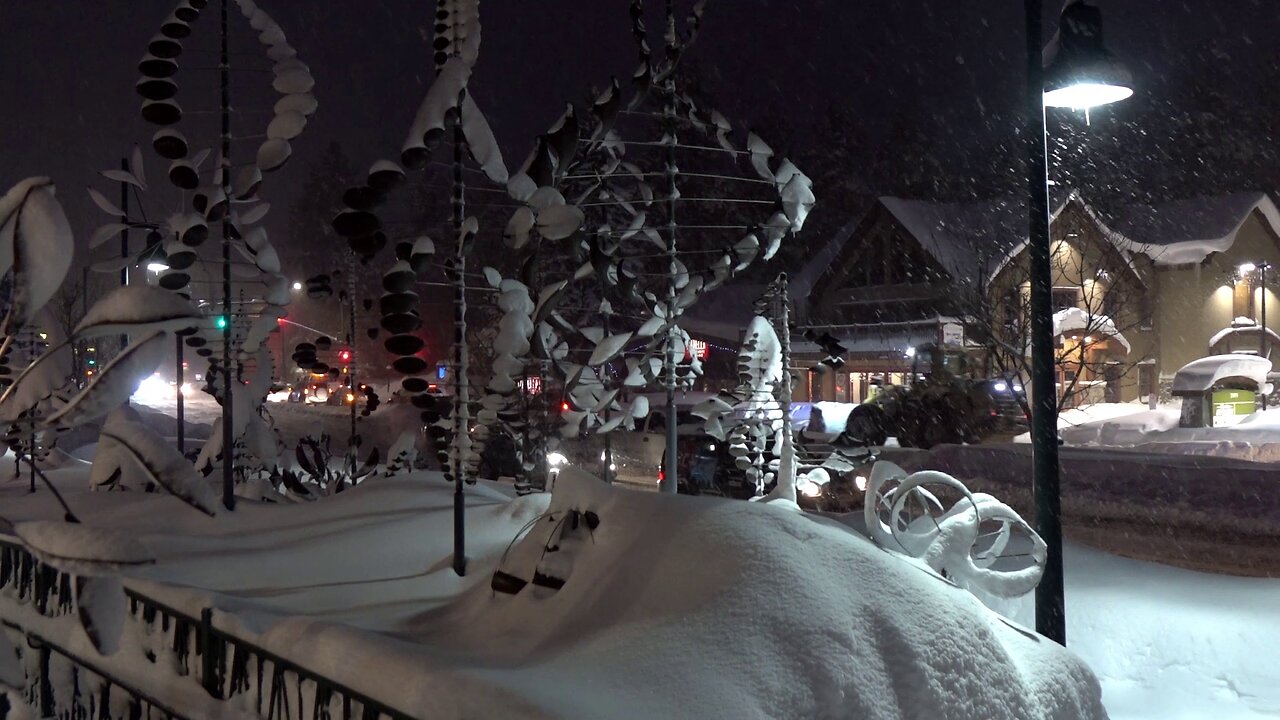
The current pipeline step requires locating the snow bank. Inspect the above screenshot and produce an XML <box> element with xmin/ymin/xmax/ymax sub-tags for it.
<box><xmin>1019</xmin><ymin>401</ymin><xmax>1280</xmax><ymax>460</ymax></box>
<box><xmin>2</xmin><ymin>465</ymin><xmax>1106</xmax><ymax>719</ymax></box>
<box><xmin>279</xmin><ymin>467</ymin><xmax>1105</xmax><ymax>719</ymax></box>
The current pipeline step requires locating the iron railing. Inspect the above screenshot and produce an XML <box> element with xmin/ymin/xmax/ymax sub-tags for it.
<box><xmin>0</xmin><ymin>537</ymin><xmax>415</xmax><ymax>720</ymax></box>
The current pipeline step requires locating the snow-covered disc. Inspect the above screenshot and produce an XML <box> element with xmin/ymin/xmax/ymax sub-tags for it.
<box><xmin>259</xmin><ymin>25</ymin><xmax>286</xmax><ymax>46</ymax></box>
<box><xmin>138</xmin><ymin>53</ymin><xmax>178</xmax><ymax>78</ymax></box>
<box><xmin>274</xmin><ymin>93</ymin><xmax>317</xmax><ymax>117</ymax></box>
<box><xmin>136</xmin><ymin>77</ymin><xmax>177</xmax><ymax>101</ymax></box>
<box><xmin>256</xmin><ymin>139</ymin><xmax>291</xmax><ymax>171</ymax></box>
<box><xmin>267</xmin><ymin>111</ymin><xmax>306</xmax><ymax>140</ymax></box>
<box><xmin>233</xmin><ymin>166</ymin><xmax>263</xmax><ymax>199</ymax></box>
<box><xmin>272</xmin><ymin>67</ymin><xmax>314</xmax><ymax>94</ymax></box>
<box><xmin>148</xmin><ymin>34</ymin><xmax>182</xmax><ymax>59</ymax></box>
<box><xmin>266</xmin><ymin>43</ymin><xmax>296</xmax><ymax>61</ymax></box>
<box><xmin>141</xmin><ymin>99</ymin><xmax>182</xmax><ymax>126</ymax></box>
<box><xmin>160</xmin><ymin>15</ymin><xmax>191</xmax><ymax>39</ymax></box>
<box><xmin>168</xmin><ymin>159</ymin><xmax>199</xmax><ymax>189</ymax></box>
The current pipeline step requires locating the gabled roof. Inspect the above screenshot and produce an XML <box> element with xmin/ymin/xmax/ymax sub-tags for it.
<box><xmin>876</xmin><ymin>196</ymin><xmax>1028</xmax><ymax>287</ymax></box>
<box><xmin>1104</xmin><ymin>192</ymin><xmax>1280</xmax><ymax>266</ymax></box>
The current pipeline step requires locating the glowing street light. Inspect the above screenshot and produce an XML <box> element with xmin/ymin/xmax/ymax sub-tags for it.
<box><xmin>292</xmin><ymin>281</ymin><xmax>303</xmax><ymax>291</ymax></box>
<box><xmin>1041</xmin><ymin>2</ymin><xmax>1133</xmax><ymax>111</ymax></box>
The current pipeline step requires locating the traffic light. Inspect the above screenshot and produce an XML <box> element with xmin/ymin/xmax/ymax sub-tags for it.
<box><xmin>339</xmin><ymin>349</ymin><xmax>351</xmax><ymax>363</ymax></box>
<box><xmin>215</xmin><ymin>316</ymin><xmax>228</xmax><ymax>330</ymax></box>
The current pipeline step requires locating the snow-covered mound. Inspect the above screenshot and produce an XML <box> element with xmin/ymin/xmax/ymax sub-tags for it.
<box><xmin>2</xmin><ymin>465</ymin><xmax>1105</xmax><ymax>719</ymax></box>
<box><xmin>263</xmin><ymin>468</ymin><xmax>1104</xmax><ymax>719</ymax></box>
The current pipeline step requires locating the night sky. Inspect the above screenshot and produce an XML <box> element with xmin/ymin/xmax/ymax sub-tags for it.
<box><xmin>2</xmin><ymin>0</ymin><xmax>1276</xmax><ymax>279</ymax></box>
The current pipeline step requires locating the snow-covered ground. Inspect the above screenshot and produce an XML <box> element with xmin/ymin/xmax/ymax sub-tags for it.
<box><xmin>2</xmin><ymin>464</ymin><xmax>1109</xmax><ymax>719</ymax></box>
<box><xmin>997</xmin><ymin>544</ymin><xmax>1280</xmax><ymax>720</ymax></box>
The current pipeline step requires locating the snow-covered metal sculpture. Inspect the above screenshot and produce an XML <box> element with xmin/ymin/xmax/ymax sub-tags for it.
<box><xmin>330</xmin><ymin>0</ymin><xmax>507</xmax><ymax>575</ymax></box>
<box><xmin>86</xmin><ymin>0</ymin><xmax>311</xmax><ymax>509</ymax></box>
<box><xmin>503</xmin><ymin>0</ymin><xmax>815</xmax><ymax>492</ymax></box>
<box><xmin>864</xmin><ymin>461</ymin><xmax>1047</xmax><ymax>598</ymax></box>
<box><xmin>0</xmin><ymin>182</ymin><xmax>207</xmax><ymax>518</ymax></box>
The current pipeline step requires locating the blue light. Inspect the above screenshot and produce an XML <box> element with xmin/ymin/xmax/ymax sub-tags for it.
<box><xmin>437</xmin><ymin>365</ymin><xmax>447</xmax><ymax>380</ymax></box>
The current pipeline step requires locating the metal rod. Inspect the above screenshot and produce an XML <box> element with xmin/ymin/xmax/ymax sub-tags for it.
<box><xmin>346</xmin><ymin>253</ymin><xmax>357</xmax><ymax>469</ymax></box>
<box><xmin>1025</xmin><ymin>0</ymin><xmax>1064</xmax><ymax>645</ymax></box>
<box><xmin>176</xmin><ymin>334</ymin><xmax>185</xmax><ymax>456</ymax></box>
<box><xmin>219</xmin><ymin>0</ymin><xmax>236</xmax><ymax>512</ymax></box>
<box><xmin>119</xmin><ymin>158</ymin><xmax>130</xmax><ymax>363</ymax></box>
<box><xmin>660</xmin><ymin>1</ymin><xmax>679</xmax><ymax>496</ymax></box>
<box><xmin>451</xmin><ymin>87</ymin><xmax>468</xmax><ymax>577</ymax></box>
<box><xmin>1262</xmin><ymin>263</ymin><xmax>1269</xmax><ymax>410</ymax></box>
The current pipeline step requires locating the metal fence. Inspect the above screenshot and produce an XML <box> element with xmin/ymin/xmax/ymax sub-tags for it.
<box><xmin>1</xmin><ymin>538</ymin><xmax>415</xmax><ymax>720</ymax></box>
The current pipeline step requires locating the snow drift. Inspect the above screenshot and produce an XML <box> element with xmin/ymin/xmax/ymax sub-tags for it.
<box><xmin>264</xmin><ymin>468</ymin><xmax>1105</xmax><ymax>719</ymax></box>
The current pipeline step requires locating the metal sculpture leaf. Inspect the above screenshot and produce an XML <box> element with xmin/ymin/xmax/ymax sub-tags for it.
<box><xmin>0</xmin><ymin>178</ymin><xmax>75</xmax><ymax>327</ymax></box>
<box><xmin>46</xmin><ymin>331</ymin><xmax>170</xmax><ymax>428</ymax></box>
<box><xmin>93</xmin><ymin>420</ymin><xmax>219</xmax><ymax>516</ymax></box>
<box><xmin>73</xmin><ymin>285</ymin><xmax>199</xmax><ymax>338</ymax></box>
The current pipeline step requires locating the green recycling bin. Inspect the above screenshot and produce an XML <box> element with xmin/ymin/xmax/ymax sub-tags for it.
<box><xmin>1211</xmin><ymin>389</ymin><xmax>1256</xmax><ymax>427</ymax></box>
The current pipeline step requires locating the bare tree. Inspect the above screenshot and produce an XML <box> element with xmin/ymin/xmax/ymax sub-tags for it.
<box><xmin>968</xmin><ymin>227</ymin><xmax>1153</xmax><ymax>412</ymax></box>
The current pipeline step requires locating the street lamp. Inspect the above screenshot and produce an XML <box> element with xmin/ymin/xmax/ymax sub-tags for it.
<box><xmin>292</xmin><ymin>281</ymin><xmax>303</xmax><ymax>291</ymax></box>
<box><xmin>1026</xmin><ymin>0</ymin><xmax>1131</xmax><ymax>646</ymax></box>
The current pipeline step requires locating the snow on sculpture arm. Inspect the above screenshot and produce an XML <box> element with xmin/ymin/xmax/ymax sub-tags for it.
<box><xmin>864</xmin><ymin>461</ymin><xmax>1047</xmax><ymax>598</ymax></box>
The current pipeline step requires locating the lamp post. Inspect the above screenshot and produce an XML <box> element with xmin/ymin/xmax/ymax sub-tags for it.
<box><xmin>1026</xmin><ymin>0</ymin><xmax>1131</xmax><ymax>646</ymax></box>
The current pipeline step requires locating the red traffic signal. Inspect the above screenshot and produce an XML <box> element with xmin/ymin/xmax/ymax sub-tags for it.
<box><xmin>339</xmin><ymin>349</ymin><xmax>351</xmax><ymax>363</ymax></box>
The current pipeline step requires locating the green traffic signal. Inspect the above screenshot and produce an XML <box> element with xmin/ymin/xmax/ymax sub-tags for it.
<box><xmin>215</xmin><ymin>316</ymin><xmax>228</xmax><ymax>329</ymax></box>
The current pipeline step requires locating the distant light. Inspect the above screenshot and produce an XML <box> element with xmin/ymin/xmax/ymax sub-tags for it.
<box><xmin>993</xmin><ymin>381</ymin><xmax>1009</xmax><ymax>393</ymax></box>
<box><xmin>1239</xmin><ymin>262</ymin><xmax>1257</xmax><ymax>275</ymax></box>
<box><xmin>547</xmin><ymin>452</ymin><xmax>567</xmax><ymax>471</ymax></box>
<box><xmin>133</xmin><ymin>374</ymin><xmax>171</xmax><ymax>403</ymax></box>
<box><xmin>292</xmin><ymin>281</ymin><xmax>303</xmax><ymax>291</ymax></box>
<box><xmin>561</xmin><ymin>401</ymin><xmax>570</xmax><ymax>412</ymax></box>
<box><xmin>855</xmin><ymin>475</ymin><xmax>868</xmax><ymax>492</ymax></box>
<box><xmin>798</xmin><ymin>480</ymin><xmax>823</xmax><ymax>498</ymax></box>
<box><xmin>147</xmin><ymin>262</ymin><xmax>170</xmax><ymax>273</ymax></box>
<box><xmin>215</xmin><ymin>316</ymin><xmax>228</xmax><ymax>329</ymax></box>
<box><xmin>1084</xmin><ymin>336</ymin><xmax>1093</xmax><ymax>343</ymax></box>
<box><xmin>905</xmin><ymin>347</ymin><xmax>916</xmax><ymax>357</ymax></box>
<box><xmin>1043</xmin><ymin>83</ymin><xmax>1132</xmax><ymax>109</ymax></box>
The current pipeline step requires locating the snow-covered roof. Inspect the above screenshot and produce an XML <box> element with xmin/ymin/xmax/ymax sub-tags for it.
<box><xmin>687</xmin><ymin>220</ymin><xmax>852</xmax><ymax>329</ymax></box>
<box><xmin>877</xmin><ymin>196</ymin><xmax>1028</xmax><ymax>286</ymax></box>
<box><xmin>1106</xmin><ymin>193</ymin><xmax>1280</xmax><ymax>266</ymax></box>
<box><xmin>1053</xmin><ymin>307</ymin><xmax>1131</xmax><ymax>354</ymax></box>
<box><xmin>793</xmin><ymin>319</ymin><xmax>944</xmax><ymax>356</ymax></box>
<box><xmin>1208</xmin><ymin>321</ymin><xmax>1280</xmax><ymax>349</ymax></box>
<box><xmin>1171</xmin><ymin>354</ymin><xmax>1272</xmax><ymax>393</ymax></box>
